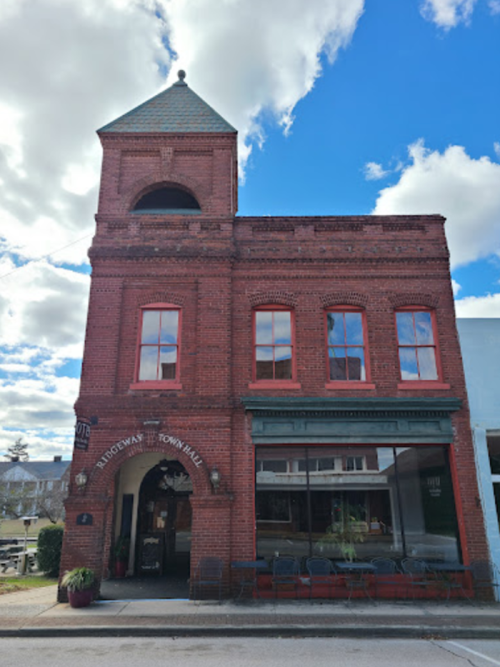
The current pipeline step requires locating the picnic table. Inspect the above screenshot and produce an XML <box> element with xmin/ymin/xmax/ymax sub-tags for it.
<box><xmin>0</xmin><ymin>545</ymin><xmax>37</xmax><ymax>573</ymax></box>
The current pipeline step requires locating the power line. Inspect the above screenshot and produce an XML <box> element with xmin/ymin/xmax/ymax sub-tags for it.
<box><xmin>0</xmin><ymin>234</ymin><xmax>93</xmax><ymax>280</ymax></box>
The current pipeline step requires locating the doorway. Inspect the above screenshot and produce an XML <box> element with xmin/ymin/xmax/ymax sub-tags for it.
<box><xmin>136</xmin><ymin>459</ymin><xmax>192</xmax><ymax>578</ymax></box>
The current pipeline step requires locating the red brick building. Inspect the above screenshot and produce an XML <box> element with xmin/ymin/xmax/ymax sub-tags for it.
<box><xmin>60</xmin><ymin>71</ymin><xmax>488</xmax><ymax>599</ymax></box>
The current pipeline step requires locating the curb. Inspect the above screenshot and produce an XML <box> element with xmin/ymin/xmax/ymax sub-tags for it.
<box><xmin>1</xmin><ymin>624</ymin><xmax>499</xmax><ymax>639</ymax></box>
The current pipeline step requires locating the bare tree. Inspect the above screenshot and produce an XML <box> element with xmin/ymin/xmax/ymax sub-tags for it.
<box><xmin>35</xmin><ymin>486</ymin><xmax>66</xmax><ymax>523</ymax></box>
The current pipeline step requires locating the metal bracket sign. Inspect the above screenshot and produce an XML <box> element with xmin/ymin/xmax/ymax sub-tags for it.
<box><xmin>74</xmin><ymin>419</ymin><xmax>91</xmax><ymax>451</ymax></box>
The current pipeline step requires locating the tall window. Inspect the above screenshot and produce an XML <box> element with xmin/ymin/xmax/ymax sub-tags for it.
<box><xmin>254</xmin><ymin>308</ymin><xmax>294</xmax><ymax>381</ymax></box>
<box><xmin>396</xmin><ymin>309</ymin><xmax>438</xmax><ymax>381</ymax></box>
<box><xmin>137</xmin><ymin>308</ymin><xmax>180</xmax><ymax>382</ymax></box>
<box><xmin>326</xmin><ymin>309</ymin><xmax>366</xmax><ymax>381</ymax></box>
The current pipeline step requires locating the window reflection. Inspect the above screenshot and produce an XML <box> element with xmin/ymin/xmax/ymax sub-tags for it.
<box><xmin>256</xmin><ymin>445</ymin><xmax>460</xmax><ymax>564</ymax></box>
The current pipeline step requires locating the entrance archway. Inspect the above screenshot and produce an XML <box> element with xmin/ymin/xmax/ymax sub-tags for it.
<box><xmin>136</xmin><ymin>459</ymin><xmax>192</xmax><ymax>577</ymax></box>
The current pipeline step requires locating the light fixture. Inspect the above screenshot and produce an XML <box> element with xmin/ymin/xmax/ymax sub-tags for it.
<box><xmin>210</xmin><ymin>466</ymin><xmax>221</xmax><ymax>491</ymax></box>
<box><xmin>75</xmin><ymin>471</ymin><xmax>88</xmax><ymax>490</ymax></box>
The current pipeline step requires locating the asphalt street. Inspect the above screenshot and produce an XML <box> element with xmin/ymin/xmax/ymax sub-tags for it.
<box><xmin>1</xmin><ymin>637</ymin><xmax>500</xmax><ymax>667</ymax></box>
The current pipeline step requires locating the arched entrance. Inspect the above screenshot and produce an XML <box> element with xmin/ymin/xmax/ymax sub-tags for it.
<box><xmin>136</xmin><ymin>459</ymin><xmax>192</xmax><ymax>577</ymax></box>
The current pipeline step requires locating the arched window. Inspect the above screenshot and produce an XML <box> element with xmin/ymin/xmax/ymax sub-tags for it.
<box><xmin>132</xmin><ymin>186</ymin><xmax>201</xmax><ymax>214</ymax></box>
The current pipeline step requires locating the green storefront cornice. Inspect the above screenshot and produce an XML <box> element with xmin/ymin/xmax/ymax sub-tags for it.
<box><xmin>241</xmin><ymin>397</ymin><xmax>462</xmax><ymax>445</ymax></box>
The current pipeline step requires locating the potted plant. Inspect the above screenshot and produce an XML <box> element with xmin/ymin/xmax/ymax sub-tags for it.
<box><xmin>114</xmin><ymin>535</ymin><xmax>130</xmax><ymax>578</ymax></box>
<box><xmin>61</xmin><ymin>567</ymin><xmax>95</xmax><ymax>608</ymax></box>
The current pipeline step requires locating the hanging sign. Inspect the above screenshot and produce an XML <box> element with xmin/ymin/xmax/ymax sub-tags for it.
<box><xmin>74</xmin><ymin>419</ymin><xmax>91</xmax><ymax>451</ymax></box>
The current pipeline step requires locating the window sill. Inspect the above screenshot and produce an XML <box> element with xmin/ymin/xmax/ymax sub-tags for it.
<box><xmin>325</xmin><ymin>382</ymin><xmax>376</xmax><ymax>390</ymax></box>
<box><xmin>129</xmin><ymin>382</ymin><xmax>183</xmax><ymax>391</ymax></box>
<box><xmin>248</xmin><ymin>381</ymin><xmax>302</xmax><ymax>390</ymax></box>
<box><xmin>397</xmin><ymin>381</ymin><xmax>450</xmax><ymax>390</ymax></box>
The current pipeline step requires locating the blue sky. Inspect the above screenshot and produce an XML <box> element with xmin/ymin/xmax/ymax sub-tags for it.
<box><xmin>0</xmin><ymin>0</ymin><xmax>499</xmax><ymax>459</ymax></box>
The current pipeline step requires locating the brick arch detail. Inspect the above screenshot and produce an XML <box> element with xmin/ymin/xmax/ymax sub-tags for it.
<box><xmin>389</xmin><ymin>293</ymin><xmax>440</xmax><ymax>309</ymax></box>
<box><xmin>247</xmin><ymin>290</ymin><xmax>298</xmax><ymax>308</ymax></box>
<box><xmin>88</xmin><ymin>431</ymin><xmax>212</xmax><ymax>497</ymax></box>
<box><xmin>125</xmin><ymin>171</ymin><xmax>210</xmax><ymax>213</ymax></box>
<box><xmin>135</xmin><ymin>292</ymin><xmax>186</xmax><ymax>308</ymax></box>
<box><xmin>320</xmin><ymin>291</ymin><xmax>369</xmax><ymax>308</ymax></box>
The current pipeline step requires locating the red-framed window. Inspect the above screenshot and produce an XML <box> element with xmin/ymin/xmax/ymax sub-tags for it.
<box><xmin>136</xmin><ymin>305</ymin><xmax>181</xmax><ymax>383</ymax></box>
<box><xmin>396</xmin><ymin>308</ymin><xmax>439</xmax><ymax>381</ymax></box>
<box><xmin>254</xmin><ymin>307</ymin><xmax>295</xmax><ymax>382</ymax></box>
<box><xmin>325</xmin><ymin>308</ymin><xmax>368</xmax><ymax>382</ymax></box>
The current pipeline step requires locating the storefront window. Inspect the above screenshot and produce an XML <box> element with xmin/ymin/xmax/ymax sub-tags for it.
<box><xmin>255</xmin><ymin>445</ymin><xmax>461</xmax><ymax>565</ymax></box>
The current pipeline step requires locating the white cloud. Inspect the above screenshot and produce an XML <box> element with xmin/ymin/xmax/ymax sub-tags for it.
<box><xmin>420</xmin><ymin>0</ymin><xmax>477</xmax><ymax>28</ymax></box>
<box><xmin>452</xmin><ymin>279</ymin><xmax>461</xmax><ymax>296</ymax></box>
<box><xmin>489</xmin><ymin>0</ymin><xmax>500</xmax><ymax>14</ymax></box>
<box><xmin>364</xmin><ymin>162</ymin><xmax>390</xmax><ymax>181</ymax></box>
<box><xmin>494</xmin><ymin>142</ymin><xmax>500</xmax><ymax>159</ymax></box>
<box><xmin>373</xmin><ymin>140</ymin><xmax>500</xmax><ymax>269</ymax></box>
<box><xmin>455</xmin><ymin>293</ymin><xmax>500</xmax><ymax>317</ymax></box>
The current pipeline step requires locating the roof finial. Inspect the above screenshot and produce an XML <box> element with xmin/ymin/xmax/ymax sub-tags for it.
<box><xmin>178</xmin><ymin>70</ymin><xmax>186</xmax><ymax>82</ymax></box>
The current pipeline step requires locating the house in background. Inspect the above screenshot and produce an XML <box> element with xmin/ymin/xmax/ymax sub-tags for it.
<box><xmin>457</xmin><ymin>318</ymin><xmax>500</xmax><ymax>598</ymax></box>
<box><xmin>0</xmin><ymin>456</ymin><xmax>70</xmax><ymax>520</ymax></box>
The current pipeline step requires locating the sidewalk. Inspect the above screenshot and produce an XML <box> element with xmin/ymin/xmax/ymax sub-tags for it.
<box><xmin>0</xmin><ymin>585</ymin><xmax>499</xmax><ymax>638</ymax></box>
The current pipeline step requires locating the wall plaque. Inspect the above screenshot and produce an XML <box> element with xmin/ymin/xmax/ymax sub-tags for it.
<box><xmin>76</xmin><ymin>513</ymin><xmax>93</xmax><ymax>526</ymax></box>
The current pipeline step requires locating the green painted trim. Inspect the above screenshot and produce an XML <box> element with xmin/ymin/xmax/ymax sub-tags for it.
<box><xmin>241</xmin><ymin>397</ymin><xmax>462</xmax><ymax>445</ymax></box>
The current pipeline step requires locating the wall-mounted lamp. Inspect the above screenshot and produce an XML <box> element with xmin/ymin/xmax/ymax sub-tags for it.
<box><xmin>75</xmin><ymin>471</ymin><xmax>88</xmax><ymax>491</ymax></box>
<box><xmin>210</xmin><ymin>466</ymin><xmax>221</xmax><ymax>492</ymax></box>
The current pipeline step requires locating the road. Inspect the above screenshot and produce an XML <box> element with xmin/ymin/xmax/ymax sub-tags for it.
<box><xmin>1</xmin><ymin>637</ymin><xmax>500</xmax><ymax>667</ymax></box>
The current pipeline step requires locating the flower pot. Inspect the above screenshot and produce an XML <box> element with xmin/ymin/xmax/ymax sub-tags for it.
<box><xmin>115</xmin><ymin>561</ymin><xmax>127</xmax><ymax>578</ymax></box>
<box><xmin>68</xmin><ymin>589</ymin><xmax>93</xmax><ymax>608</ymax></box>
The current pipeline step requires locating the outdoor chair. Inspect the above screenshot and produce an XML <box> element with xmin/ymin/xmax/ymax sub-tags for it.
<box><xmin>306</xmin><ymin>557</ymin><xmax>336</xmax><ymax>600</ymax></box>
<box><xmin>272</xmin><ymin>556</ymin><xmax>300</xmax><ymax>599</ymax></box>
<box><xmin>192</xmin><ymin>556</ymin><xmax>224</xmax><ymax>602</ymax></box>
<box><xmin>428</xmin><ymin>562</ymin><xmax>473</xmax><ymax>602</ymax></box>
<box><xmin>401</xmin><ymin>558</ymin><xmax>438</xmax><ymax>600</ymax></box>
<box><xmin>470</xmin><ymin>560</ymin><xmax>500</xmax><ymax>602</ymax></box>
<box><xmin>370</xmin><ymin>557</ymin><xmax>405</xmax><ymax>600</ymax></box>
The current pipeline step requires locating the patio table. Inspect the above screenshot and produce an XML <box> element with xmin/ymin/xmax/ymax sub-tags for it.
<box><xmin>231</xmin><ymin>560</ymin><xmax>268</xmax><ymax>599</ymax></box>
<box><xmin>334</xmin><ymin>561</ymin><xmax>376</xmax><ymax>601</ymax></box>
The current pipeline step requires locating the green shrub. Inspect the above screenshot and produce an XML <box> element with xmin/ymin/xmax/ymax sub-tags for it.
<box><xmin>37</xmin><ymin>524</ymin><xmax>64</xmax><ymax>577</ymax></box>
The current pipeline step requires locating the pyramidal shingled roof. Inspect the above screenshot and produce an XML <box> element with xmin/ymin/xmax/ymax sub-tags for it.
<box><xmin>98</xmin><ymin>71</ymin><xmax>236</xmax><ymax>134</ymax></box>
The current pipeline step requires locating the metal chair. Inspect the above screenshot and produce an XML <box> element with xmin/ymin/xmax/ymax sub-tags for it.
<box><xmin>272</xmin><ymin>556</ymin><xmax>300</xmax><ymax>599</ymax></box>
<box><xmin>428</xmin><ymin>562</ymin><xmax>473</xmax><ymax>602</ymax></box>
<box><xmin>192</xmin><ymin>556</ymin><xmax>224</xmax><ymax>602</ymax></box>
<box><xmin>370</xmin><ymin>558</ymin><xmax>404</xmax><ymax>600</ymax></box>
<box><xmin>306</xmin><ymin>557</ymin><xmax>336</xmax><ymax>600</ymax></box>
<box><xmin>470</xmin><ymin>560</ymin><xmax>500</xmax><ymax>602</ymax></box>
<box><xmin>401</xmin><ymin>558</ymin><xmax>438</xmax><ymax>600</ymax></box>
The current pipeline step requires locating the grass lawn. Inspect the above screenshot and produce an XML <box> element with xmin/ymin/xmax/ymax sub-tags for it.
<box><xmin>0</xmin><ymin>575</ymin><xmax>58</xmax><ymax>595</ymax></box>
<box><xmin>0</xmin><ymin>518</ymin><xmax>63</xmax><ymax>538</ymax></box>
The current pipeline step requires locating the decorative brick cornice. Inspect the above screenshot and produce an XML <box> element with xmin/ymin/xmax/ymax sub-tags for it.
<box><xmin>389</xmin><ymin>293</ymin><xmax>440</xmax><ymax>308</ymax></box>
<box><xmin>320</xmin><ymin>291</ymin><xmax>369</xmax><ymax>308</ymax></box>
<box><xmin>247</xmin><ymin>290</ymin><xmax>298</xmax><ymax>308</ymax></box>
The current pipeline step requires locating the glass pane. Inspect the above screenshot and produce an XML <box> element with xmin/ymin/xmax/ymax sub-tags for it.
<box><xmin>394</xmin><ymin>446</ymin><xmax>460</xmax><ymax>562</ymax></box>
<box><xmin>159</xmin><ymin>310</ymin><xmax>178</xmax><ymax>344</ymax></box>
<box><xmin>256</xmin><ymin>447</ymin><xmax>308</xmax><ymax>562</ymax></box>
<box><xmin>327</xmin><ymin>312</ymin><xmax>345</xmax><ymax>345</ymax></box>
<box><xmin>346</xmin><ymin>348</ymin><xmax>365</xmax><ymax>381</ymax></box>
<box><xmin>399</xmin><ymin>347</ymin><xmax>419</xmax><ymax>380</ymax></box>
<box><xmin>396</xmin><ymin>312</ymin><xmax>415</xmax><ymax>345</ymax></box>
<box><xmin>256</xmin><ymin>311</ymin><xmax>273</xmax><ymax>344</ymax></box>
<box><xmin>329</xmin><ymin>347</ymin><xmax>347</xmax><ymax>381</ymax></box>
<box><xmin>487</xmin><ymin>436</ymin><xmax>500</xmax><ymax>475</ymax></box>
<box><xmin>159</xmin><ymin>346</ymin><xmax>177</xmax><ymax>380</ymax></box>
<box><xmin>345</xmin><ymin>312</ymin><xmax>363</xmax><ymax>345</ymax></box>
<box><xmin>414</xmin><ymin>311</ymin><xmax>434</xmax><ymax>345</ymax></box>
<box><xmin>141</xmin><ymin>311</ymin><xmax>160</xmax><ymax>344</ymax></box>
<box><xmin>274</xmin><ymin>311</ymin><xmax>291</xmax><ymax>345</ymax></box>
<box><xmin>139</xmin><ymin>346</ymin><xmax>158</xmax><ymax>380</ymax></box>
<box><xmin>256</xmin><ymin>346</ymin><xmax>273</xmax><ymax>380</ymax></box>
<box><xmin>275</xmin><ymin>346</ymin><xmax>292</xmax><ymax>380</ymax></box>
<box><xmin>417</xmin><ymin>347</ymin><xmax>438</xmax><ymax>380</ymax></box>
